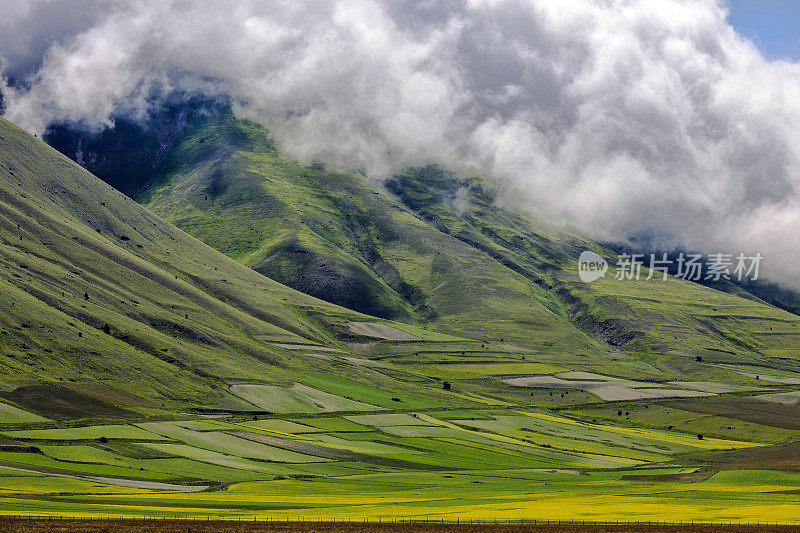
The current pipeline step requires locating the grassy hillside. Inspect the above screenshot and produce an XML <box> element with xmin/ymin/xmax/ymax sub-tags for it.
<box><xmin>141</xmin><ymin>116</ymin><xmax>603</xmax><ymax>358</ymax></box>
<box><xmin>42</xmin><ymin>97</ymin><xmax>223</xmax><ymax>199</ymax></box>
<box><xmin>384</xmin><ymin>166</ymin><xmax>800</xmax><ymax>374</ymax></box>
<box><xmin>0</xmin><ymin>116</ymin><xmax>435</xmax><ymax>408</ymax></box>
<box><xmin>140</xmin><ymin>113</ymin><xmax>800</xmax><ymax>381</ymax></box>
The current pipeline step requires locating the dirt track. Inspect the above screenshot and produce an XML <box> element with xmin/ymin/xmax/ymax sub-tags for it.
<box><xmin>1</xmin><ymin>519</ymin><xmax>799</xmax><ymax>533</ymax></box>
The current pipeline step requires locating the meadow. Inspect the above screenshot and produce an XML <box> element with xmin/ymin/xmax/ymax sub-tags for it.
<box><xmin>0</xmin><ymin>352</ymin><xmax>797</xmax><ymax>522</ymax></box>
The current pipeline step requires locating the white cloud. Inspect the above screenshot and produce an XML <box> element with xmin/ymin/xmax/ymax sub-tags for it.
<box><xmin>2</xmin><ymin>0</ymin><xmax>800</xmax><ymax>285</ymax></box>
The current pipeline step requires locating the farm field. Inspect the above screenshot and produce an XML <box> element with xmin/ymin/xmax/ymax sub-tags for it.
<box><xmin>0</xmin><ymin>327</ymin><xmax>798</xmax><ymax>523</ymax></box>
<box><xmin>0</xmin><ymin>467</ymin><xmax>798</xmax><ymax>523</ymax></box>
<box><xmin>5</xmin><ymin>520</ymin><xmax>800</xmax><ymax>533</ymax></box>
<box><xmin>0</xmin><ymin>383</ymin><xmax>797</xmax><ymax>521</ymax></box>
<box><xmin>0</xmin><ymin>344</ymin><xmax>798</xmax><ymax>522</ymax></box>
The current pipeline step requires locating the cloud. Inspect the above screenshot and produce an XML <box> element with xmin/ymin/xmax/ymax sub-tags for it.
<box><xmin>2</xmin><ymin>0</ymin><xmax>800</xmax><ymax>285</ymax></box>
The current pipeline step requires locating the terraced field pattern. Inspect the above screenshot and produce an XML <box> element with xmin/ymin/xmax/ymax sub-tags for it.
<box><xmin>0</xmin><ymin>339</ymin><xmax>799</xmax><ymax>523</ymax></box>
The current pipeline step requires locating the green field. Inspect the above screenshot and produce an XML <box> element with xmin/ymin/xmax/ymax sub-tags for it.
<box><xmin>1</xmin><ymin>425</ymin><xmax>170</xmax><ymax>441</ymax></box>
<box><xmin>0</xmin><ymin>469</ymin><xmax>799</xmax><ymax>523</ymax></box>
<box><xmin>299</xmin><ymin>374</ymin><xmax>447</xmax><ymax>410</ymax></box>
<box><xmin>0</xmin><ymin>404</ymin><xmax>49</xmax><ymax>424</ymax></box>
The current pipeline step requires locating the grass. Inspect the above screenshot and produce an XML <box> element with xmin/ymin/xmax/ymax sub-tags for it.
<box><xmin>713</xmin><ymin>363</ymin><xmax>800</xmax><ymax>379</ymax></box>
<box><xmin>516</xmin><ymin>412</ymin><xmax>755</xmax><ymax>450</ymax></box>
<box><xmin>38</xmin><ymin>445</ymin><xmax>138</xmax><ymax>466</ymax></box>
<box><xmin>236</xmin><ymin>419</ymin><xmax>320</xmax><ymax>434</ymax></box>
<box><xmin>305</xmin><ymin>434</ymin><xmax>419</xmax><ymax>456</ymax></box>
<box><xmin>137</xmin><ymin>444</ymin><xmax>311</xmax><ymax>476</ymax></box>
<box><xmin>229</xmin><ymin>385</ymin><xmax>326</xmax><ymax>413</ymax></box>
<box><xmin>229</xmin><ymin>384</ymin><xmax>379</xmax><ymax>413</ymax></box>
<box><xmin>2</xmin><ymin>469</ymin><xmax>799</xmax><ymax>523</ymax></box>
<box><xmin>344</xmin><ymin>414</ymin><xmax>433</xmax><ymax>426</ymax></box>
<box><xmin>118</xmin><ymin>457</ymin><xmax>271</xmax><ymax>483</ymax></box>
<box><xmin>135</xmin><ymin>423</ymin><xmax>330</xmax><ymax>463</ymax></box>
<box><xmin>0</xmin><ymin>403</ymin><xmax>48</xmax><ymax>424</ymax></box>
<box><xmin>299</xmin><ymin>374</ymin><xmax>445</xmax><ymax>410</ymax></box>
<box><xmin>0</xmin><ymin>385</ymin><xmax>138</xmax><ymax>421</ymax></box>
<box><xmin>3</xmin><ymin>112</ymin><xmax>800</xmax><ymax>522</ymax></box>
<box><xmin>449</xmin><ymin>413</ymin><xmax>725</xmax><ymax>455</ymax></box>
<box><xmin>0</xmin><ymin>451</ymin><xmax>175</xmax><ymax>480</ymax></box>
<box><xmin>0</xmin><ymin>399</ymin><xmax>789</xmax><ymax>519</ymax></box>
<box><xmin>1</xmin><ymin>425</ymin><xmax>169</xmax><ymax>441</ymax></box>
<box><xmin>288</xmin><ymin>418</ymin><xmax>369</xmax><ymax>433</ymax></box>
<box><xmin>0</xmin><ymin>116</ymin><xmax>384</xmax><ymax>409</ymax></box>
<box><xmin>406</xmin><ymin>363</ymin><xmax>568</xmax><ymax>380</ymax></box>
<box><xmin>561</xmin><ymin>403</ymin><xmax>799</xmax><ymax>444</ymax></box>
<box><xmin>376</xmin><ymin>322</ymin><xmax>465</xmax><ymax>342</ymax></box>
<box><xmin>659</xmin><ymin>397</ymin><xmax>800</xmax><ymax>430</ymax></box>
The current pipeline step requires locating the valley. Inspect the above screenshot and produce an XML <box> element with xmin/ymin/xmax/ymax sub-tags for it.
<box><xmin>1</xmin><ymin>113</ymin><xmax>800</xmax><ymax>523</ymax></box>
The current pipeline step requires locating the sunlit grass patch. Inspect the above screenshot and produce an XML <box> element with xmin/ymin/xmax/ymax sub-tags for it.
<box><xmin>1</xmin><ymin>425</ymin><xmax>169</xmax><ymax>441</ymax></box>
<box><xmin>518</xmin><ymin>412</ymin><xmax>760</xmax><ymax>450</ymax></box>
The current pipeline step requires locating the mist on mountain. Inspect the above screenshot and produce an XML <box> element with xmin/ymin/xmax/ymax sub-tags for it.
<box><xmin>2</xmin><ymin>0</ymin><xmax>800</xmax><ymax>287</ymax></box>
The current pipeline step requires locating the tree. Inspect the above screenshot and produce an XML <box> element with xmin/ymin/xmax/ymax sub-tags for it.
<box><xmin>442</xmin><ymin>381</ymin><xmax>451</xmax><ymax>390</ymax></box>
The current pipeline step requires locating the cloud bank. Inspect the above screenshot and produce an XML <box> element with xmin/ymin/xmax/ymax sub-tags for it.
<box><xmin>2</xmin><ymin>0</ymin><xmax>800</xmax><ymax>285</ymax></box>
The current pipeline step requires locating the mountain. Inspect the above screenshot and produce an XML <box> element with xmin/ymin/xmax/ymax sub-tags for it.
<box><xmin>42</xmin><ymin>97</ymin><xmax>223</xmax><ymax>199</ymax></box>
<box><xmin>0</xmin><ymin>115</ymin><xmax>460</xmax><ymax>410</ymax></box>
<box><xmin>119</xmin><ymin>111</ymin><xmax>800</xmax><ymax>379</ymax></box>
<box><xmin>137</xmin><ymin>115</ymin><xmax>595</xmax><ymax>355</ymax></box>
<box><xmin>13</xmin><ymin>105</ymin><xmax>800</xmax><ymax>411</ymax></box>
<box><xmin>3</xmin><ymin>113</ymin><xmax>800</xmax><ymax>521</ymax></box>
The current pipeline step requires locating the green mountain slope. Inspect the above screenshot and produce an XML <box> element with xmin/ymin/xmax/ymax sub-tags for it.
<box><xmin>386</xmin><ymin>166</ymin><xmax>800</xmax><ymax>372</ymax></box>
<box><xmin>0</xmin><ymin>116</ymin><xmax>400</xmax><ymax>406</ymax></box>
<box><xmin>139</xmin><ymin>113</ymin><xmax>800</xmax><ymax>378</ymax></box>
<box><xmin>141</xmin><ymin>115</ymin><xmax>603</xmax><ymax>356</ymax></box>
